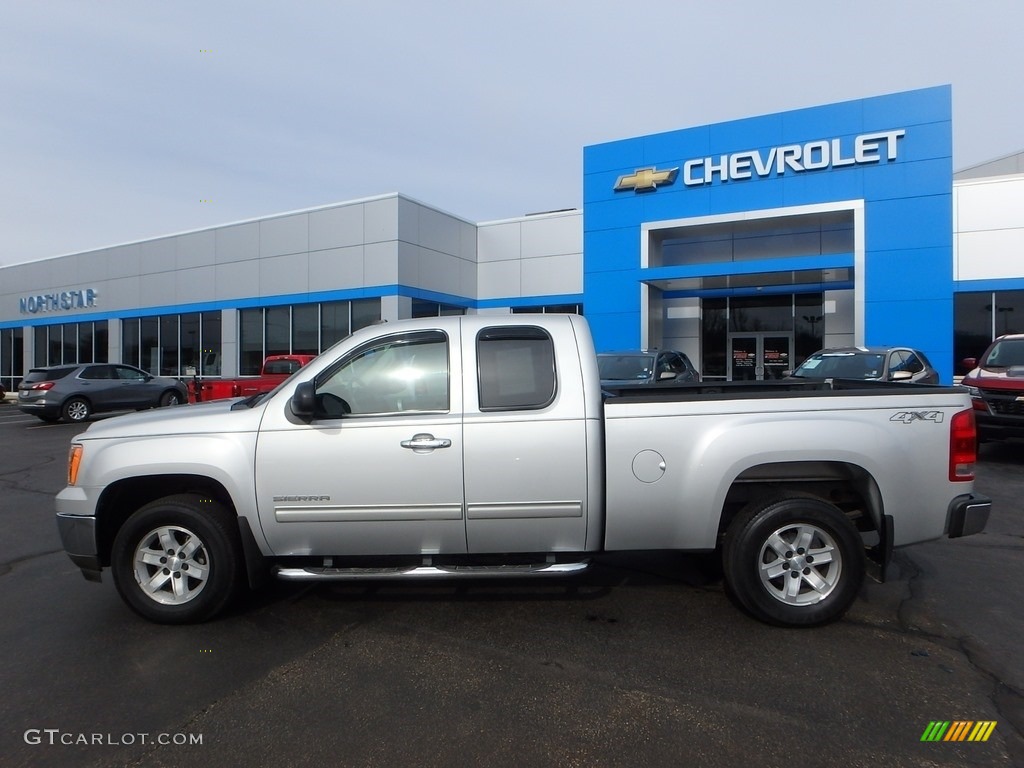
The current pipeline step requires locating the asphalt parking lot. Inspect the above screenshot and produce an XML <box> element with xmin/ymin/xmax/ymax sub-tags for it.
<box><xmin>0</xmin><ymin>400</ymin><xmax>1021</xmax><ymax>767</ymax></box>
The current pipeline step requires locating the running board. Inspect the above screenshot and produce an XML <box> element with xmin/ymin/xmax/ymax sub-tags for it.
<box><xmin>274</xmin><ymin>561</ymin><xmax>590</xmax><ymax>582</ymax></box>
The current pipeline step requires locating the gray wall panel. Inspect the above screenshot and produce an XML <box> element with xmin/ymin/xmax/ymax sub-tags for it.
<box><xmin>139</xmin><ymin>273</ymin><xmax>168</xmax><ymax>307</ymax></box>
<box><xmin>177</xmin><ymin>231</ymin><xmax>216</xmax><ymax>270</ymax></box>
<box><xmin>175</xmin><ymin>267</ymin><xmax>217</xmax><ymax>304</ymax></box>
<box><xmin>106</xmin><ymin>243</ymin><xmax>141</xmax><ymax>279</ymax></box>
<box><xmin>103</xmin><ymin>276</ymin><xmax>141</xmax><ymax>311</ymax></box>
<box><xmin>259</xmin><ymin>214</ymin><xmax>309</xmax><ymax>259</ymax></box>
<box><xmin>478</xmin><ymin>260</ymin><xmax>520</xmax><ymax>299</ymax></box>
<box><xmin>215</xmin><ymin>260</ymin><xmax>260</xmax><ymax>300</ymax></box>
<box><xmin>260</xmin><ymin>252</ymin><xmax>309</xmax><ymax>296</ymax></box>
<box><xmin>521</xmin><ymin>214</ymin><xmax>582</xmax><ymax>258</ymax></box>
<box><xmin>418</xmin><ymin>207</ymin><xmax>462</xmax><ymax>256</ymax></box>
<box><xmin>477</xmin><ymin>221</ymin><xmax>521</xmax><ymax>262</ymax></box>
<box><xmin>521</xmin><ymin>252</ymin><xmax>582</xmax><ymax>296</ymax></box>
<box><xmin>140</xmin><ymin>238</ymin><xmax>176</xmax><ymax>275</ymax></box>
<box><xmin>216</xmin><ymin>223</ymin><xmax>259</xmax><ymax>264</ymax></box>
<box><xmin>309</xmin><ymin>246</ymin><xmax>364</xmax><ymax>289</ymax></box>
<box><xmin>364</xmin><ymin>197</ymin><xmax>398</xmax><ymax>243</ymax></box>
<box><xmin>309</xmin><ymin>204</ymin><xmax>364</xmax><ymax>251</ymax></box>
<box><xmin>364</xmin><ymin>241</ymin><xmax>398</xmax><ymax>285</ymax></box>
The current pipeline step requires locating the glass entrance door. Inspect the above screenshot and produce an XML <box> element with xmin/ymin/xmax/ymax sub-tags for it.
<box><xmin>728</xmin><ymin>333</ymin><xmax>794</xmax><ymax>381</ymax></box>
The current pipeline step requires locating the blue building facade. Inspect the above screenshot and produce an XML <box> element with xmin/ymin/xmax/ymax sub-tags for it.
<box><xmin>583</xmin><ymin>86</ymin><xmax>954</xmax><ymax>382</ymax></box>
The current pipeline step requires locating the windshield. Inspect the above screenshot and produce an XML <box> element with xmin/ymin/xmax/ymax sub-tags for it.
<box><xmin>598</xmin><ymin>354</ymin><xmax>656</xmax><ymax>381</ymax></box>
<box><xmin>981</xmin><ymin>339</ymin><xmax>1024</xmax><ymax>369</ymax></box>
<box><xmin>792</xmin><ymin>352</ymin><xmax>886</xmax><ymax>379</ymax></box>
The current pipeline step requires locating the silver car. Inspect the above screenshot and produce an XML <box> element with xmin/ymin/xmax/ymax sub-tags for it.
<box><xmin>17</xmin><ymin>363</ymin><xmax>187</xmax><ymax>423</ymax></box>
<box><xmin>789</xmin><ymin>347</ymin><xmax>940</xmax><ymax>384</ymax></box>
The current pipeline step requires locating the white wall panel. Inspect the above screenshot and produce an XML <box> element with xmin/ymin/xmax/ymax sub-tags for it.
<box><xmin>955</xmin><ymin>177</ymin><xmax>1024</xmax><ymax>232</ymax></box>
<box><xmin>955</xmin><ymin>229</ymin><xmax>1024</xmax><ymax>281</ymax></box>
<box><xmin>418</xmin><ymin>207</ymin><xmax>462</xmax><ymax>256</ymax></box>
<box><xmin>259</xmin><ymin>214</ymin><xmax>308</xmax><ymax>259</ymax></box>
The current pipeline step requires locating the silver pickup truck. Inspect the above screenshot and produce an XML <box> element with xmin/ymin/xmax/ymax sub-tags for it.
<box><xmin>56</xmin><ymin>314</ymin><xmax>991</xmax><ymax>627</ymax></box>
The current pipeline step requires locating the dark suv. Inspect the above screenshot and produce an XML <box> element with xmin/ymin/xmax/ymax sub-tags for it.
<box><xmin>961</xmin><ymin>334</ymin><xmax>1024</xmax><ymax>442</ymax></box>
<box><xmin>597</xmin><ymin>350</ymin><xmax>700</xmax><ymax>387</ymax></box>
<box><xmin>17</xmin><ymin>363</ymin><xmax>188</xmax><ymax>423</ymax></box>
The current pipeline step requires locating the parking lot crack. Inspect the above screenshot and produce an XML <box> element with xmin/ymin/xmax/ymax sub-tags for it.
<box><xmin>0</xmin><ymin>548</ymin><xmax>64</xmax><ymax>576</ymax></box>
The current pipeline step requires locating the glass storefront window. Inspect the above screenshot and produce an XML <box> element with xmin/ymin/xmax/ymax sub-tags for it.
<box><xmin>0</xmin><ymin>327</ymin><xmax>24</xmax><ymax>391</ymax></box>
<box><xmin>201</xmin><ymin>312</ymin><xmax>221</xmax><ymax>375</ymax></box>
<box><xmin>292</xmin><ymin>304</ymin><xmax>319</xmax><ymax>355</ymax></box>
<box><xmin>180</xmin><ymin>313</ymin><xmax>200</xmax><ymax>375</ymax></box>
<box><xmin>239</xmin><ymin>308</ymin><xmax>264</xmax><ymax>375</ymax></box>
<box><xmin>140</xmin><ymin>317</ymin><xmax>159</xmax><ymax>374</ymax></box>
<box><xmin>321</xmin><ymin>301</ymin><xmax>350</xmax><ymax>349</ymax></box>
<box><xmin>701</xmin><ymin>298</ymin><xmax>727</xmax><ymax>379</ymax></box>
<box><xmin>954</xmin><ymin>290</ymin><xmax>1024</xmax><ymax>375</ymax></box>
<box><xmin>352</xmin><ymin>298</ymin><xmax>381</xmax><ymax>331</ymax></box>
<box><xmin>265</xmin><ymin>307</ymin><xmax>290</xmax><ymax>357</ymax></box>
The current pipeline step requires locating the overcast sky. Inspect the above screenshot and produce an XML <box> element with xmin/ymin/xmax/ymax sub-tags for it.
<box><xmin>1</xmin><ymin>0</ymin><xmax>1021</xmax><ymax>266</ymax></box>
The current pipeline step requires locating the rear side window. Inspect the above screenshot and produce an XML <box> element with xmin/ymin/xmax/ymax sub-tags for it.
<box><xmin>477</xmin><ymin>326</ymin><xmax>556</xmax><ymax>411</ymax></box>
<box><xmin>24</xmin><ymin>367</ymin><xmax>75</xmax><ymax>383</ymax></box>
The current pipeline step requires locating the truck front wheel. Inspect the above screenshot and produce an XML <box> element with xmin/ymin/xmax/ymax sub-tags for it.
<box><xmin>111</xmin><ymin>494</ymin><xmax>242</xmax><ymax>624</ymax></box>
<box><xmin>722</xmin><ymin>495</ymin><xmax>865</xmax><ymax>627</ymax></box>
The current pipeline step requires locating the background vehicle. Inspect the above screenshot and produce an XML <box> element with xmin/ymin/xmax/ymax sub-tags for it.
<box><xmin>597</xmin><ymin>350</ymin><xmax>700</xmax><ymax>387</ymax></box>
<box><xmin>189</xmin><ymin>354</ymin><xmax>315</xmax><ymax>402</ymax></box>
<box><xmin>17</xmin><ymin>364</ymin><xmax>187</xmax><ymax>423</ymax></box>
<box><xmin>961</xmin><ymin>333</ymin><xmax>1024</xmax><ymax>441</ymax></box>
<box><xmin>789</xmin><ymin>346</ymin><xmax>939</xmax><ymax>384</ymax></box>
<box><xmin>56</xmin><ymin>316</ymin><xmax>988</xmax><ymax>628</ymax></box>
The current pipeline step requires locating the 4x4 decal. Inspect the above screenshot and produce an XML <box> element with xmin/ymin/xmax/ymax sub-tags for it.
<box><xmin>890</xmin><ymin>410</ymin><xmax>944</xmax><ymax>424</ymax></box>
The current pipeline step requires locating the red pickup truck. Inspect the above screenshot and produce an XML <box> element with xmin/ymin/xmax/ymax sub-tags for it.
<box><xmin>188</xmin><ymin>355</ymin><xmax>315</xmax><ymax>403</ymax></box>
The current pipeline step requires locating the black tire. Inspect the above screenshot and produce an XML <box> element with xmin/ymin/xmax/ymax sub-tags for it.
<box><xmin>111</xmin><ymin>494</ymin><xmax>243</xmax><ymax>624</ymax></box>
<box><xmin>722</xmin><ymin>495</ymin><xmax>865</xmax><ymax>627</ymax></box>
<box><xmin>61</xmin><ymin>397</ymin><xmax>91</xmax><ymax>423</ymax></box>
<box><xmin>159</xmin><ymin>390</ymin><xmax>184</xmax><ymax>407</ymax></box>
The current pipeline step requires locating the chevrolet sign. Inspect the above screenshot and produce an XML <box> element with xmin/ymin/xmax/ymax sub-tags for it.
<box><xmin>683</xmin><ymin>129</ymin><xmax>906</xmax><ymax>186</ymax></box>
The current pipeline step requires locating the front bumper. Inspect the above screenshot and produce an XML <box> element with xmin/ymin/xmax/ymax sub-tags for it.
<box><xmin>56</xmin><ymin>513</ymin><xmax>102</xmax><ymax>582</ymax></box>
<box><xmin>946</xmin><ymin>493</ymin><xmax>992</xmax><ymax>539</ymax></box>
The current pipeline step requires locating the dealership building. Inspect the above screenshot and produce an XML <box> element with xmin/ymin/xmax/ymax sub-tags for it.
<box><xmin>1</xmin><ymin>85</ymin><xmax>1022</xmax><ymax>391</ymax></box>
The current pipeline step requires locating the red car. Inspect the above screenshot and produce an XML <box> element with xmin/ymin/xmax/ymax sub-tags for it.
<box><xmin>961</xmin><ymin>334</ymin><xmax>1024</xmax><ymax>442</ymax></box>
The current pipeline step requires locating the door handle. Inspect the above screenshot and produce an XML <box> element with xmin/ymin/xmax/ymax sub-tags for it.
<box><xmin>400</xmin><ymin>433</ymin><xmax>452</xmax><ymax>453</ymax></box>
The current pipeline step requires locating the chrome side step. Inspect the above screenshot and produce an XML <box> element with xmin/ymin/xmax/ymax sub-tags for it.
<box><xmin>274</xmin><ymin>561</ymin><xmax>590</xmax><ymax>582</ymax></box>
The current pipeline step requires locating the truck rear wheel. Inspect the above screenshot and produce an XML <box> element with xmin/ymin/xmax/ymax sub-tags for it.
<box><xmin>722</xmin><ymin>495</ymin><xmax>864</xmax><ymax>627</ymax></box>
<box><xmin>111</xmin><ymin>494</ymin><xmax>242</xmax><ymax>624</ymax></box>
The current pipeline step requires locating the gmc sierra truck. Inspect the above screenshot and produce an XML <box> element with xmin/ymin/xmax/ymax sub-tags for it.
<box><xmin>56</xmin><ymin>315</ymin><xmax>991</xmax><ymax>627</ymax></box>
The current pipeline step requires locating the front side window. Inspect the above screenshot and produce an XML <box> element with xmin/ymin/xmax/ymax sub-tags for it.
<box><xmin>316</xmin><ymin>331</ymin><xmax>449</xmax><ymax>417</ymax></box>
<box><xmin>477</xmin><ymin>326</ymin><xmax>556</xmax><ymax>411</ymax></box>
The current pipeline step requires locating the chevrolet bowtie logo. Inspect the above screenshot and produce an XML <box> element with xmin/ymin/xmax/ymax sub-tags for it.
<box><xmin>614</xmin><ymin>167</ymin><xmax>679</xmax><ymax>192</ymax></box>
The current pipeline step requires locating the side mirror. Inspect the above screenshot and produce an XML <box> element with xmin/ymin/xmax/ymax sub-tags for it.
<box><xmin>658</xmin><ymin>371</ymin><xmax>676</xmax><ymax>381</ymax></box>
<box><xmin>891</xmin><ymin>370</ymin><xmax>914</xmax><ymax>382</ymax></box>
<box><xmin>961</xmin><ymin>357</ymin><xmax>977</xmax><ymax>370</ymax></box>
<box><xmin>291</xmin><ymin>381</ymin><xmax>316</xmax><ymax>418</ymax></box>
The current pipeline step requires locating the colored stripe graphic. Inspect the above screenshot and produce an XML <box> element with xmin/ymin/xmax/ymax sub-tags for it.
<box><xmin>920</xmin><ymin>721</ymin><xmax>996</xmax><ymax>742</ymax></box>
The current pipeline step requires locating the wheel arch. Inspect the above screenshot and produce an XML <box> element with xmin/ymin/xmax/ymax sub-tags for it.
<box><xmin>95</xmin><ymin>475</ymin><xmax>236</xmax><ymax>567</ymax></box>
<box><xmin>717</xmin><ymin>460</ymin><xmax>886</xmax><ymax>548</ymax></box>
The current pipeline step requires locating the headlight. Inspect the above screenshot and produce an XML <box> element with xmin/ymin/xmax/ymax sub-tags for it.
<box><xmin>965</xmin><ymin>386</ymin><xmax>981</xmax><ymax>397</ymax></box>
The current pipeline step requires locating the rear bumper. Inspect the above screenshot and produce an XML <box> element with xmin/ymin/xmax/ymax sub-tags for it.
<box><xmin>946</xmin><ymin>493</ymin><xmax>991</xmax><ymax>539</ymax></box>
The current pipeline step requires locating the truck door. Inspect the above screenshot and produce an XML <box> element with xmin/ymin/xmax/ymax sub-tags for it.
<box><xmin>462</xmin><ymin>324</ymin><xmax>589</xmax><ymax>553</ymax></box>
<box><xmin>253</xmin><ymin>326</ymin><xmax>466</xmax><ymax>556</ymax></box>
